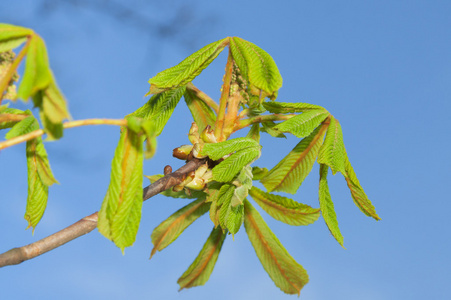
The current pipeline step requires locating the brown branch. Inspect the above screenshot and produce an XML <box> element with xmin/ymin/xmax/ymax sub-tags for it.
<box><xmin>0</xmin><ymin>157</ymin><xmax>207</xmax><ymax>268</ymax></box>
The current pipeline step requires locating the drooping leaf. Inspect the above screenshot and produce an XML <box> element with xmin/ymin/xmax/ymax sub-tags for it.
<box><xmin>184</xmin><ymin>88</ymin><xmax>216</xmax><ymax>131</ymax></box>
<box><xmin>0</xmin><ymin>24</ymin><xmax>32</xmax><ymax>41</ymax></box>
<box><xmin>317</xmin><ymin>116</ymin><xmax>346</xmax><ymax>175</ymax></box>
<box><xmin>129</xmin><ymin>86</ymin><xmax>185</xmax><ymax>136</ymax></box>
<box><xmin>218</xmin><ymin>191</ymin><xmax>244</xmax><ymax>235</ymax></box>
<box><xmin>261</xmin><ymin>121</ymin><xmax>286</xmax><ymax>138</ymax></box>
<box><xmin>150</xmin><ymin>198</ymin><xmax>210</xmax><ymax>258</ymax></box>
<box><xmin>261</xmin><ymin>124</ymin><xmax>328</xmax><ymax>194</ymax></box>
<box><xmin>263</xmin><ymin>101</ymin><xmax>326</xmax><ymax>114</ymax></box>
<box><xmin>244</xmin><ymin>199</ymin><xmax>309</xmax><ymax>295</ymax></box>
<box><xmin>148</xmin><ymin>38</ymin><xmax>228</xmax><ymax>94</ymax></box>
<box><xmin>97</xmin><ymin>122</ymin><xmax>145</xmax><ymax>252</ymax></box>
<box><xmin>343</xmin><ymin>152</ymin><xmax>381</xmax><ymax>220</ymax></box>
<box><xmin>200</xmin><ymin>137</ymin><xmax>260</xmax><ymax>160</ymax></box>
<box><xmin>209</xmin><ymin>183</ymin><xmax>234</xmax><ymax>228</ymax></box>
<box><xmin>212</xmin><ymin>146</ymin><xmax>261</xmax><ymax>182</ymax></box>
<box><xmin>177</xmin><ymin>227</ymin><xmax>226</xmax><ymax>290</ymax></box>
<box><xmin>318</xmin><ymin>164</ymin><xmax>344</xmax><ymax>246</ymax></box>
<box><xmin>0</xmin><ymin>37</ymin><xmax>27</xmax><ymax>52</ymax></box>
<box><xmin>274</xmin><ymin>110</ymin><xmax>329</xmax><ymax>138</ymax></box>
<box><xmin>230</xmin><ymin>37</ymin><xmax>282</xmax><ymax>100</ymax></box>
<box><xmin>249</xmin><ymin>187</ymin><xmax>320</xmax><ymax>226</ymax></box>
<box><xmin>145</xmin><ymin>174</ymin><xmax>206</xmax><ymax>199</ymax></box>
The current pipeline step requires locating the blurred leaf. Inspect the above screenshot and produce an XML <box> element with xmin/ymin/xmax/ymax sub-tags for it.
<box><xmin>261</xmin><ymin>124</ymin><xmax>327</xmax><ymax>194</ymax></box>
<box><xmin>0</xmin><ymin>37</ymin><xmax>27</xmax><ymax>52</ymax></box>
<box><xmin>98</xmin><ymin>125</ymin><xmax>145</xmax><ymax>252</ymax></box>
<box><xmin>5</xmin><ymin>115</ymin><xmax>37</xmax><ymax>139</ymax></box>
<box><xmin>317</xmin><ymin>116</ymin><xmax>346</xmax><ymax>175</ymax></box>
<box><xmin>263</xmin><ymin>101</ymin><xmax>326</xmax><ymax>114</ymax></box>
<box><xmin>318</xmin><ymin>164</ymin><xmax>344</xmax><ymax>246</ymax></box>
<box><xmin>0</xmin><ymin>107</ymin><xmax>30</xmax><ymax>130</ymax></box>
<box><xmin>212</xmin><ymin>146</ymin><xmax>261</xmax><ymax>182</ymax></box>
<box><xmin>249</xmin><ymin>187</ymin><xmax>320</xmax><ymax>226</ymax></box>
<box><xmin>230</xmin><ymin>37</ymin><xmax>282</xmax><ymax>100</ymax></box>
<box><xmin>274</xmin><ymin>110</ymin><xmax>329</xmax><ymax>138</ymax></box>
<box><xmin>148</xmin><ymin>38</ymin><xmax>228</xmax><ymax>94</ymax></box>
<box><xmin>150</xmin><ymin>198</ymin><xmax>210</xmax><ymax>258</ymax></box>
<box><xmin>0</xmin><ymin>24</ymin><xmax>32</xmax><ymax>41</ymax></box>
<box><xmin>200</xmin><ymin>137</ymin><xmax>259</xmax><ymax>160</ymax></box>
<box><xmin>184</xmin><ymin>88</ymin><xmax>216</xmax><ymax>131</ymax></box>
<box><xmin>244</xmin><ymin>200</ymin><xmax>308</xmax><ymax>295</ymax></box>
<box><xmin>177</xmin><ymin>227</ymin><xmax>226</xmax><ymax>290</ymax></box>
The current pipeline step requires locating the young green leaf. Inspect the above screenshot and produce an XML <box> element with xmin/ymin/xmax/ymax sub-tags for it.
<box><xmin>249</xmin><ymin>187</ymin><xmax>320</xmax><ymax>226</ymax></box>
<box><xmin>148</xmin><ymin>38</ymin><xmax>228</xmax><ymax>94</ymax></box>
<box><xmin>212</xmin><ymin>146</ymin><xmax>261</xmax><ymax>182</ymax></box>
<box><xmin>150</xmin><ymin>198</ymin><xmax>210</xmax><ymax>258</ymax></box>
<box><xmin>97</xmin><ymin>126</ymin><xmax>145</xmax><ymax>252</ymax></box>
<box><xmin>184</xmin><ymin>88</ymin><xmax>216</xmax><ymax>131</ymax></box>
<box><xmin>0</xmin><ymin>107</ymin><xmax>30</xmax><ymax>130</ymax></box>
<box><xmin>0</xmin><ymin>37</ymin><xmax>27</xmax><ymax>52</ymax></box>
<box><xmin>129</xmin><ymin>86</ymin><xmax>185</xmax><ymax>136</ymax></box>
<box><xmin>5</xmin><ymin>115</ymin><xmax>37</xmax><ymax>139</ymax></box>
<box><xmin>261</xmin><ymin>121</ymin><xmax>286</xmax><ymax>138</ymax></box>
<box><xmin>230</xmin><ymin>37</ymin><xmax>283</xmax><ymax>100</ymax></box>
<box><xmin>218</xmin><ymin>188</ymin><xmax>244</xmax><ymax>235</ymax></box>
<box><xmin>274</xmin><ymin>110</ymin><xmax>329</xmax><ymax>138</ymax></box>
<box><xmin>263</xmin><ymin>101</ymin><xmax>326</xmax><ymax>114</ymax></box>
<box><xmin>261</xmin><ymin>124</ymin><xmax>328</xmax><ymax>194</ymax></box>
<box><xmin>343</xmin><ymin>152</ymin><xmax>381</xmax><ymax>220</ymax></box>
<box><xmin>0</xmin><ymin>24</ymin><xmax>32</xmax><ymax>41</ymax></box>
<box><xmin>246</xmin><ymin>123</ymin><xmax>260</xmax><ymax>142</ymax></box>
<box><xmin>200</xmin><ymin>137</ymin><xmax>260</xmax><ymax>160</ymax></box>
<box><xmin>251</xmin><ymin>166</ymin><xmax>269</xmax><ymax>180</ymax></box>
<box><xmin>318</xmin><ymin>164</ymin><xmax>344</xmax><ymax>246</ymax></box>
<box><xmin>243</xmin><ymin>199</ymin><xmax>309</xmax><ymax>295</ymax></box>
<box><xmin>177</xmin><ymin>227</ymin><xmax>226</xmax><ymax>290</ymax></box>
<box><xmin>209</xmin><ymin>183</ymin><xmax>234</xmax><ymax>228</ymax></box>
<box><xmin>317</xmin><ymin>116</ymin><xmax>346</xmax><ymax>175</ymax></box>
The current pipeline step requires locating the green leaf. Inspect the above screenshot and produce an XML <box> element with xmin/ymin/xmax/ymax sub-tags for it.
<box><xmin>274</xmin><ymin>110</ymin><xmax>329</xmax><ymax>138</ymax></box>
<box><xmin>184</xmin><ymin>88</ymin><xmax>216</xmax><ymax>131</ymax></box>
<box><xmin>209</xmin><ymin>183</ymin><xmax>234</xmax><ymax>228</ymax></box>
<box><xmin>230</xmin><ymin>37</ymin><xmax>282</xmax><ymax>100</ymax></box>
<box><xmin>0</xmin><ymin>37</ymin><xmax>27</xmax><ymax>52</ymax></box>
<box><xmin>343</xmin><ymin>152</ymin><xmax>381</xmax><ymax>220</ymax></box>
<box><xmin>148</xmin><ymin>38</ymin><xmax>228</xmax><ymax>94</ymax></box>
<box><xmin>218</xmin><ymin>187</ymin><xmax>245</xmax><ymax>235</ymax></box>
<box><xmin>17</xmin><ymin>35</ymin><xmax>52</xmax><ymax>100</ymax></box>
<box><xmin>249</xmin><ymin>187</ymin><xmax>320</xmax><ymax>226</ymax></box>
<box><xmin>261</xmin><ymin>121</ymin><xmax>286</xmax><ymax>138</ymax></box>
<box><xmin>5</xmin><ymin>115</ymin><xmax>37</xmax><ymax>139</ymax></box>
<box><xmin>150</xmin><ymin>198</ymin><xmax>210</xmax><ymax>258</ymax></box>
<box><xmin>212</xmin><ymin>146</ymin><xmax>261</xmax><ymax>182</ymax></box>
<box><xmin>0</xmin><ymin>24</ymin><xmax>32</xmax><ymax>41</ymax></box>
<box><xmin>263</xmin><ymin>101</ymin><xmax>326</xmax><ymax>114</ymax></box>
<box><xmin>200</xmin><ymin>137</ymin><xmax>260</xmax><ymax>160</ymax></box>
<box><xmin>177</xmin><ymin>227</ymin><xmax>226</xmax><ymax>290</ymax></box>
<box><xmin>129</xmin><ymin>86</ymin><xmax>185</xmax><ymax>136</ymax></box>
<box><xmin>243</xmin><ymin>200</ymin><xmax>308</xmax><ymax>295</ymax></box>
<box><xmin>317</xmin><ymin>116</ymin><xmax>346</xmax><ymax>175</ymax></box>
<box><xmin>318</xmin><ymin>164</ymin><xmax>344</xmax><ymax>246</ymax></box>
<box><xmin>251</xmin><ymin>166</ymin><xmax>268</xmax><ymax>180</ymax></box>
<box><xmin>97</xmin><ymin>126</ymin><xmax>145</xmax><ymax>252</ymax></box>
<box><xmin>145</xmin><ymin>174</ymin><xmax>206</xmax><ymax>199</ymax></box>
<box><xmin>261</xmin><ymin>124</ymin><xmax>328</xmax><ymax>194</ymax></box>
<box><xmin>0</xmin><ymin>107</ymin><xmax>30</xmax><ymax>130</ymax></box>
<box><xmin>246</xmin><ymin>123</ymin><xmax>260</xmax><ymax>142</ymax></box>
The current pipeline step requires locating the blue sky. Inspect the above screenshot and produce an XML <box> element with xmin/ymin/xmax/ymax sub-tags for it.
<box><xmin>1</xmin><ymin>1</ymin><xmax>450</xmax><ymax>299</ymax></box>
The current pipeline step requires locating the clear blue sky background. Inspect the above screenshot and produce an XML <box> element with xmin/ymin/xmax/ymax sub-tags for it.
<box><xmin>1</xmin><ymin>1</ymin><xmax>450</xmax><ymax>299</ymax></box>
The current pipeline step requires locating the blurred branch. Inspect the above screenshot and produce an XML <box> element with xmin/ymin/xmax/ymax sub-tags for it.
<box><xmin>0</xmin><ymin>157</ymin><xmax>207</xmax><ymax>268</ymax></box>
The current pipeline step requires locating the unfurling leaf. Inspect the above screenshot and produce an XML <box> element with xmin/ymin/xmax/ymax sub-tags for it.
<box><xmin>230</xmin><ymin>37</ymin><xmax>282</xmax><ymax>100</ymax></box>
<box><xmin>274</xmin><ymin>109</ymin><xmax>329</xmax><ymax>138</ymax></box>
<box><xmin>97</xmin><ymin>122</ymin><xmax>145</xmax><ymax>252</ymax></box>
<box><xmin>343</xmin><ymin>152</ymin><xmax>380</xmax><ymax>220</ymax></box>
<box><xmin>318</xmin><ymin>164</ymin><xmax>344</xmax><ymax>246</ymax></box>
<box><xmin>148</xmin><ymin>38</ymin><xmax>228</xmax><ymax>94</ymax></box>
<box><xmin>177</xmin><ymin>227</ymin><xmax>226</xmax><ymax>290</ymax></box>
<box><xmin>208</xmin><ymin>183</ymin><xmax>234</xmax><ymax>228</ymax></box>
<box><xmin>200</xmin><ymin>137</ymin><xmax>259</xmax><ymax>160</ymax></box>
<box><xmin>212</xmin><ymin>146</ymin><xmax>261</xmax><ymax>182</ymax></box>
<box><xmin>184</xmin><ymin>88</ymin><xmax>216</xmax><ymax>131</ymax></box>
<box><xmin>261</xmin><ymin>124</ymin><xmax>328</xmax><ymax>194</ymax></box>
<box><xmin>263</xmin><ymin>101</ymin><xmax>326</xmax><ymax>114</ymax></box>
<box><xmin>317</xmin><ymin>116</ymin><xmax>346</xmax><ymax>175</ymax></box>
<box><xmin>244</xmin><ymin>200</ymin><xmax>308</xmax><ymax>295</ymax></box>
<box><xmin>249</xmin><ymin>187</ymin><xmax>320</xmax><ymax>226</ymax></box>
<box><xmin>150</xmin><ymin>198</ymin><xmax>210</xmax><ymax>258</ymax></box>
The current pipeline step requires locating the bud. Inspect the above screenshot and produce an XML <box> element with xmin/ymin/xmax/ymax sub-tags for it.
<box><xmin>173</xmin><ymin>145</ymin><xmax>193</xmax><ymax>160</ymax></box>
<box><xmin>192</xmin><ymin>142</ymin><xmax>206</xmax><ymax>159</ymax></box>
<box><xmin>188</xmin><ymin>122</ymin><xmax>199</xmax><ymax>144</ymax></box>
<box><xmin>200</xmin><ymin>125</ymin><xmax>217</xmax><ymax>144</ymax></box>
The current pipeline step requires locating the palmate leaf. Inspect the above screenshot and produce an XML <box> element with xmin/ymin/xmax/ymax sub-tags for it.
<box><xmin>177</xmin><ymin>227</ymin><xmax>226</xmax><ymax>290</ymax></box>
<box><xmin>243</xmin><ymin>200</ymin><xmax>308</xmax><ymax>295</ymax></box>
<box><xmin>343</xmin><ymin>151</ymin><xmax>380</xmax><ymax>220</ymax></box>
<box><xmin>317</xmin><ymin>116</ymin><xmax>346</xmax><ymax>175</ymax></box>
<box><xmin>212</xmin><ymin>146</ymin><xmax>261</xmax><ymax>182</ymax></box>
<box><xmin>150</xmin><ymin>198</ymin><xmax>210</xmax><ymax>258</ymax></box>
<box><xmin>318</xmin><ymin>164</ymin><xmax>344</xmax><ymax>246</ymax></box>
<box><xmin>129</xmin><ymin>86</ymin><xmax>185</xmax><ymax>136</ymax></box>
<box><xmin>97</xmin><ymin>121</ymin><xmax>145</xmax><ymax>252</ymax></box>
<box><xmin>184</xmin><ymin>88</ymin><xmax>216</xmax><ymax>131</ymax></box>
<box><xmin>148</xmin><ymin>38</ymin><xmax>228</xmax><ymax>95</ymax></box>
<box><xmin>274</xmin><ymin>109</ymin><xmax>329</xmax><ymax>138</ymax></box>
<box><xmin>230</xmin><ymin>37</ymin><xmax>282</xmax><ymax>100</ymax></box>
<box><xmin>261</xmin><ymin>124</ymin><xmax>328</xmax><ymax>194</ymax></box>
<box><xmin>263</xmin><ymin>101</ymin><xmax>326</xmax><ymax>114</ymax></box>
<box><xmin>249</xmin><ymin>187</ymin><xmax>320</xmax><ymax>226</ymax></box>
<box><xmin>200</xmin><ymin>137</ymin><xmax>259</xmax><ymax>160</ymax></box>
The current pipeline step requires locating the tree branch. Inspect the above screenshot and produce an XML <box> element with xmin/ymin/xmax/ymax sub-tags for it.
<box><xmin>0</xmin><ymin>157</ymin><xmax>207</xmax><ymax>268</ymax></box>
